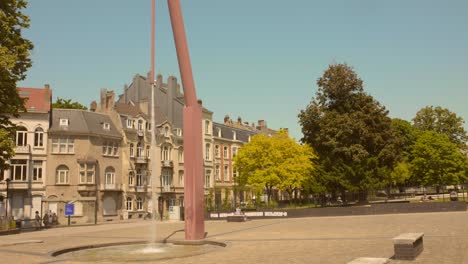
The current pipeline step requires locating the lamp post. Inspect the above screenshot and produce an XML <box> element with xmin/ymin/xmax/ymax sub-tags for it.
<box><xmin>5</xmin><ymin>178</ymin><xmax>11</xmax><ymax>220</ymax></box>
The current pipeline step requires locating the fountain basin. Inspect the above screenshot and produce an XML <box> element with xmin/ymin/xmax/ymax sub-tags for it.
<box><xmin>52</xmin><ymin>240</ymin><xmax>225</xmax><ymax>262</ymax></box>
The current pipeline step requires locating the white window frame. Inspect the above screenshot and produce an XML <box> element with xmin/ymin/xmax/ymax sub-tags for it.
<box><xmin>178</xmin><ymin>170</ymin><xmax>184</xmax><ymax>186</ymax></box>
<box><xmin>136</xmin><ymin>197</ymin><xmax>143</xmax><ymax>211</ymax></box>
<box><xmin>215</xmin><ymin>165</ymin><xmax>220</xmax><ymax>181</ymax></box>
<box><xmin>130</xmin><ymin>143</ymin><xmax>134</xmax><ymax>157</ymax></box>
<box><xmin>105</xmin><ymin>171</ymin><xmax>115</xmax><ymax>185</ymax></box>
<box><xmin>11</xmin><ymin>160</ymin><xmax>28</xmax><ymax>181</ymax></box>
<box><xmin>32</xmin><ymin>160</ymin><xmax>43</xmax><ymax>181</ymax></box>
<box><xmin>16</xmin><ymin>129</ymin><xmax>28</xmax><ymax>146</ymax></box>
<box><xmin>79</xmin><ymin>163</ymin><xmax>95</xmax><ymax>184</ymax></box>
<box><xmin>34</xmin><ymin>128</ymin><xmax>44</xmax><ymax>147</ymax></box>
<box><xmin>128</xmin><ymin>171</ymin><xmax>134</xmax><ymax>186</ymax></box>
<box><xmin>126</xmin><ymin>119</ymin><xmax>133</xmax><ymax>129</ymax></box>
<box><xmin>205</xmin><ymin>143</ymin><xmax>211</xmax><ymax>160</ymax></box>
<box><xmin>136</xmin><ymin>169</ymin><xmax>144</xmax><ymax>186</ymax></box>
<box><xmin>224</xmin><ymin>165</ymin><xmax>229</xmax><ymax>181</ymax></box>
<box><xmin>103</xmin><ymin>123</ymin><xmax>110</xmax><ymax>130</ymax></box>
<box><xmin>215</xmin><ymin>145</ymin><xmax>220</xmax><ymax>157</ymax></box>
<box><xmin>126</xmin><ymin>197</ymin><xmax>133</xmax><ymax>211</ymax></box>
<box><xmin>59</xmin><ymin>118</ymin><xmax>69</xmax><ymax>126</ymax></box>
<box><xmin>205</xmin><ymin>169</ymin><xmax>211</xmax><ymax>188</ymax></box>
<box><xmin>56</xmin><ymin>165</ymin><xmax>69</xmax><ymax>184</ymax></box>
<box><xmin>52</xmin><ymin>137</ymin><xmax>74</xmax><ymax>154</ymax></box>
<box><xmin>223</xmin><ymin>146</ymin><xmax>228</xmax><ymax>158</ymax></box>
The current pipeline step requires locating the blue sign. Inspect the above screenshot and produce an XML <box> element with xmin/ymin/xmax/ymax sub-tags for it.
<box><xmin>65</xmin><ymin>204</ymin><xmax>74</xmax><ymax>216</ymax></box>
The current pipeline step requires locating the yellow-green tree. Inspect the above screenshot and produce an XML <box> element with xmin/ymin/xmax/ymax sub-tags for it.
<box><xmin>234</xmin><ymin>130</ymin><xmax>316</xmax><ymax>204</ymax></box>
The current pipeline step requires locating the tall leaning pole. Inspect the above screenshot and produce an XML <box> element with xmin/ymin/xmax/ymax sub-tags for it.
<box><xmin>167</xmin><ymin>0</ymin><xmax>205</xmax><ymax>240</ymax></box>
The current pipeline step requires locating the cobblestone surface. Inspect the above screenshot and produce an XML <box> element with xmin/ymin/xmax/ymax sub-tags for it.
<box><xmin>0</xmin><ymin>211</ymin><xmax>467</xmax><ymax>263</ymax></box>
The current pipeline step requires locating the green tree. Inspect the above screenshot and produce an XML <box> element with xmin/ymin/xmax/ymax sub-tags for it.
<box><xmin>0</xmin><ymin>0</ymin><xmax>33</xmax><ymax>171</ymax></box>
<box><xmin>234</xmin><ymin>130</ymin><xmax>316</xmax><ymax>204</ymax></box>
<box><xmin>298</xmin><ymin>63</ymin><xmax>400</xmax><ymax>199</ymax></box>
<box><xmin>391</xmin><ymin>118</ymin><xmax>419</xmax><ymax>157</ymax></box>
<box><xmin>389</xmin><ymin>161</ymin><xmax>411</xmax><ymax>188</ymax></box>
<box><xmin>410</xmin><ymin>131</ymin><xmax>468</xmax><ymax>187</ymax></box>
<box><xmin>52</xmin><ymin>98</ymin><xmax>88</xmax><ymax>110</ymax></box>
<box><xmin>413</xmin><ymin>106</ymin><xmax>467</xmax><ymax>147</ymax></box>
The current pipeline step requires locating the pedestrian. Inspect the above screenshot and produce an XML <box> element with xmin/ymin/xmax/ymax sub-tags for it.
<box><xmin>34</xmin><ymin>211</ymin><xmax>41</xmax><ymax>230</ymax></box>
<box><xmin>43</xmin><ymin>213</ymin><xmax>49</xmax><ymax>228</ymax></box>
<box><xmin>52</xmin><ymin>212</ymin><xmax>58</xmax><ymax>225</ymax></box>
<box><xmin>48</xmin><ymin>210</ymin><xmax>53</xmax><ymax>226</ymax></box>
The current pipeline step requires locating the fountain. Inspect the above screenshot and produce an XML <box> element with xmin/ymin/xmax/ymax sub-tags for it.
<box><xmin>51</xmin><ymin>0</ymin><xmax>223</xmax><ymax>261</ymax></box>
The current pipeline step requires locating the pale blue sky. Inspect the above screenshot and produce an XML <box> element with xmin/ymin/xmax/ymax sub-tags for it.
<box><xmin>19</xmin><ymin>0</ymin><xmax>468</xmax><ymax>140</ymax></box>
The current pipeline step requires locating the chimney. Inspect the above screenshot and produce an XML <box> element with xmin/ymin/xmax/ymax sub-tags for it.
<box><xmin>224</xmin><ymin>115</ymin><xmax>230</xmax><ymax>124</ymax></box>
<box><xmin>197</xmin><ymin>99</ymin><xmax>203</xmax><ymax>106</ymax></box>
<box><xmin>100</xmin><ymin>89</ymin><xmax>115</xmax><ymax>112</ymax></box>
<box><xmin>44</xmin><ymin>84</ymin><xmax>52</xmax><ymax>112</ymax></box>
<box><xmin>90</xmin><ymin>101</ymin><xmax>97</xmax><ymax>112</ymax></box>
<box><xmin>237</xmin><ymin>116</ymin><xmax>242</xmax><ymax>125</ymax></box>
<box><xmin>258</xmin><ymin>120</ymin><xmax>266</xmax><ymax>128</ymax></box>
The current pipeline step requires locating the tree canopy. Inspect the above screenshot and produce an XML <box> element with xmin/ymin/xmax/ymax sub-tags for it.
<box><xmin>0</xmin><ymin>0</ymin><xmax>33</xmax><ymax>171</ymax></box>
<box><xmin>413</xmin><ymin>106</ymin><xmax>467</xmax><ymax>147</ymax></box>
<box><xmin>410</xmin><ymin>131</ymin><xmax>468</xmax><ymax>187</ymax></box>
<box><xmin>234</xmin><ymin>130</ymin><xmax>316</xmax><ymax>203</ymax></box>
<box><xmin>298</xmin><ymin>63</ymin><xmax>400</xmax><ymax>195</ymax></box>
<box><xmin>52</xmin><ymin>98</ymin><xmax>88</xmax><ymax>110</ymax></box>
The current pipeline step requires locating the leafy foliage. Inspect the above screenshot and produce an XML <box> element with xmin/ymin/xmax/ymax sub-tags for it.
<box><xmin>52</xmin><ymin>98</ymin><xmax>88</xmax><ymax>110</ymax></box>
<box><xmin>413</xmin><ymin>106</ymin><xmax>467</xmax><ymax>147</ymax></box>
<box><xmin>410</xmin><ymin>131</ymin><xmax>468</xmax><ymax>186</ymax></box>
<box><xmin>298</xmin><ymin>63</ymin><xmax>400</xmax><ymax>196</ymax></box>
<box><xmin>234</xmin><ymin>130</ymin><xmax>316</xmax><ymax>203</ymax></box>
<box><xmin>0</xmin><ymin>0</ymin><xmax>33</xmax><ymax>171</ymax></box>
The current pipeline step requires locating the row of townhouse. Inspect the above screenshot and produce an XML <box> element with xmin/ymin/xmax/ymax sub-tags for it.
<box><xmin>0</xmin><ymin>73</ymin><xmax>276</xmax><ymax>225</ymax></box>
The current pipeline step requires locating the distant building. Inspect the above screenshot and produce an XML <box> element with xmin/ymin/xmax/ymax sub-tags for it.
<box><xmin>45</xmin><ymin>108</ymin><xmax>123</xmax><ymax>224</ymax></box>
<box><xmin>0</xmin><ymin>86</ymin><xmax>52</xmax><ymax>223</ymax></box>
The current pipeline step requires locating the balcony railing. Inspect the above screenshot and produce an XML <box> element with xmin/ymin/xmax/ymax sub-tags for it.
<box><xmin>78</xmin><ymin>184</ymin><xmax>95</xmax><ymax>192</ymax></box>
<box><xmin>100</xmin><ymin>183</ymin><xmax>122</xmax><ymax>191</ymax></box>
<box><xmin>161</xmin><ymin>160</ymin><xmax>173</xmax><ymax>168</ymax></box>
<box><xmin>14</xmin><ymin>145</ymin><xmax>30</xmax><ymax>154</ymax></box>
<box><xmin>134</xmin><ymin>185</ymin><xmax>147</xmax><ymax>192</ymax></box>
<box><xmin>161</xmin><ymin>185</ymin><xmax>174</xmax><ymax>193</ymax></box>
<box><xmin>137</xmin><ymin>130</ymin><xmax>144</xmax><ymax>137</ymax></box>
<box><xmin>135</xmin><ymin>156</ymin><xmax>148</xmax><ymax>164</ymax></box>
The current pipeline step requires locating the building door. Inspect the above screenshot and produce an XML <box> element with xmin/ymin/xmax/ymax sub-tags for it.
<box><xmin>12</xmin><ymin>194</ymin><xmax>24</xmax><ymax>219</ymax></box>
<box><xmin>48</xmin><ymin>202</ymin><xmax>58</xmax><ymax>215</ymax></box>
<box><xmin>31</xmin><ymin>196</ymin><xmax>42</xmax><ymax>216</ymax></box>
<box><xmin>103</xmin><ymin>196</ymin><xmax>116</xmax><ymax>216</ymax></box>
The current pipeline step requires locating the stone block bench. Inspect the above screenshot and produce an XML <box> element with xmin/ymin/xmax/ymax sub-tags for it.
<box><xmin>393</xmin><ymin>233</ymin><xmax>424</xmax><ymax>260</ymax></box>
<box><xmin>226</xmin><ymin>215</ymin><xmax>248</xmax><ymax>222</ymax></box>
<box><xmin>347</xmin><ymin>257</ymin><xmax>389</xmax><ymax>264</ymax></box>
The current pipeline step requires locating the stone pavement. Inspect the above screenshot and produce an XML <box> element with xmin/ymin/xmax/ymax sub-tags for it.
<box><xmin>0</xmin><ymin>211</ymin><xmax>467</xmax><ymax>263</ymax></box>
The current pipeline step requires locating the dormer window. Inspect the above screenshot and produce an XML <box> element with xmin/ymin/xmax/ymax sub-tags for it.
<box><xmin>233</xmin><ymin>131</ymin><xmax>237</xmax><ymax>140</ymax></box>
<box><xmin>126</xmin><ymin>119</ymin><xmax>133</xmax><ymax>129</ymax></box>
<box><xmin>60</xmin><ymin>118</ymin><xmax>69</xmax><ymax>126</ymax></box>
<box><xmin>137</xmin><ymin>120</ymin><xmax>143</xmax><ymax>131</ymax></box>
<box><xmin>103</xmin><ymin>122</ymin><xmax>110</xmax><ymax>130</ymax></box>
<box><xmin>217</xmin><ymin>128</ymin><xmax>222</xmax><ymax>138</ymax></box>
<box><xmin>164</xmin><ymin>126</ymin><xmax>169</xmax><ymax>137</ymax></box>
<box><xmin>174</xmin><ymin>128</ymin><xmax>182</xmax><ymax>137</ymax></box>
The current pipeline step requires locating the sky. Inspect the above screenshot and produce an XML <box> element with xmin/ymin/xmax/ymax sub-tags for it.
<box><xmin>19</xmin><ymin>0</ymin><xmax>468</xmax><ymax>140</ymax></box>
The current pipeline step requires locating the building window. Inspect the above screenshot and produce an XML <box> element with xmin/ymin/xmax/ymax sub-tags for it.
<box><xmin>162</xmin><ymin>169</ymin><xmax>172</xmax><ymax>187</ymax></box>
<box><xmin>205</xmin><ymin>120</ymin><xmax>210</xmax><ymax>134</ymax></box>
<box><xmin>164</xmin><ymin>126</ymin><xmax>169</xmax><ymax>136</ymax></box>
<box><xmin>217</xmin><ymin>128</ymin><xmax>221</xmax><ymax>137</ymax></box>
<box><xmin>205</xmin><ymin>170</ymin><xmax>211</xmax><ymax>188</ymax></box>
<box><xmin>126</xmin><ymin>197</ymin><xmax>133</xmax><ymax>211</ymax></box>
<box><xmin>103</xmin><ymin>141</ymin><xmax>118</xmax><ymax>156</ymax></box>
<box><xmin>162</xmin><ymin>145</ymin><xmax>171</xmax><ymax>161</ymax></box>
<box><xmin>32</xmin><ymin>160</ymin><xmax>43</xmax><ymax>181</ymax></box>
<box><xmin>233</xmin><ymin>131</ymin><xmax>237</xmax><ymax>140</ymax></box>
<box><xmin>178</xmin><ymin>170</ymin><xmax>184</xmax><ymax>186</ymax></box>
<box><xmin>51</xmin><ymin>137</ymin><xmax>74</xmax><ymax>154</ymax></box>
<box><xmin>11</xmin><ymin>160</ymin><xmax>27</xmax><ymax>181</ymax></box>
<box><xmin>103</xmin><ymin>122</ymin><xmax>110</xmax><ymax>130</ymax></box>
<box><xmin>146</xmin><ymin>145</ymin><xmax>150</xmax><ymax>159</ymax></box>
<box><xmin>223</xmin><ymin>146</ymin><xmax>228</xmax><ymax>158</ymax></box>
<box><xmin>129</xmin><ymin>171</ymin><xmax>134</xmax><ymax>186</ymax></box>
<box><xmin>215</xmin><ymin>145</ymin><xmax>220</xmax><ymax>157</ymax></box>
<box><xmin>34</xmin><ymin>127</ymin><xmax>44</xmax><ymax>147</ymax></box>
<box><xmin>205</xmin><ymin>143</ymin><xmax>211</xmax><ymax>160</ymax></box>
<box><xmin>136</xmin><ymin>169</ymin><xmax>144</xmax><ymax>186</ymax></box>
<box><xmin>16</xmin><ymin>127</ymin><xmax>28</xmax><ymax>146</ymax></box>
<box><xmin>178</xmin><ymin>148</ymin><xmax>184</xmax><ymax>162</ymax></box>
<box><xmin>59</xmin><ymin>118</ymin><xmax>69</xmax><ymax>126</ymax></box>
<box><xmin>232</xmin><ymin>147</ymin><xmax>238</xmax><ymax>157</ymax></box>
<box><xmin>105</xmin><ymin>167</ymin><xmax>115</xmax><ymax>185</ymax></box>
<box><xmin>126</xmin><ymin>119</ymin><xmax>133</xmax><ymax>129</ymax></box>
<box><xmin>215</xmin><ymin>165</ymin><xmax>220</xmax><ymax>181</ymax></box>
<box><xmin>56</xmin><ymin>165</ymin><xmax>69</xmax><ymax>184</ymax></box>
<box><xmin>138</xmin><ymin>120</ymin><xmax>143</xmax><ymax>131</ymax></box>
<box><xmin>79</xmin><ymin>163</ymin><xmax>95</xmax><ymax>184</ymax></box>
<box><xmin>136</xmin><ymin>143</ymin><xmax>143</xmax><ymax>157</ymax></box>
<box><xmin>146</xmin><ymin>122</ymin><xmax>151</xmax><ymax>131</ymax></box>
<box><xmin>130</xmin><ymin>143</ymin><xmax>134</xmax><ymax>157</ymax></box>
<box><xmin>224</xmin><ymin>165</ymin><xmax>229</xmax><ymax>181</ymax></box>
<box><xmin>136</xmin><ymin>197</ymin><xmax>143</xmax><ymax>211</ymax></box>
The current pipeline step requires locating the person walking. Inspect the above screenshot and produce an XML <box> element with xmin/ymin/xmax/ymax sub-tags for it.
<box><xmin>42</xmin><ymin>213</ymin><xmax>49</xmax><ymax>228</ymax></box>
<box><xmin>34</xmin><ymin>211</ymin><xmax>41</xmax><ymax>230</ymax></box>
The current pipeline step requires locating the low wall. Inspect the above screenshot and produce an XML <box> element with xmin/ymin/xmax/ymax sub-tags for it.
<box><xmin>207</xmin><ymin>201</ymin><xmax>467</xmax><ymax>220</ymax></box>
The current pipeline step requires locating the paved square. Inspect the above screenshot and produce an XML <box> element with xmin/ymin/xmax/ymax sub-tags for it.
<box><xmin>1</xmin><ymin>211</ymin><xmax>467</xmax><ymax>263</ymax></box>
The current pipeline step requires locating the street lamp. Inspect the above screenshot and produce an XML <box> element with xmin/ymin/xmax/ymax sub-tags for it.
<box><xmin>5</xmin><ymin>178</ymin><xmax>11</xmax><ymax>219</ymax></box>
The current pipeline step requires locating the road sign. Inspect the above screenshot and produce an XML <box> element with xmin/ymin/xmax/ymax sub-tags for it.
<box><xmin>65</xmin><ymin>203</ymin><xmax>74</xmax><ymax>216</ymax></box>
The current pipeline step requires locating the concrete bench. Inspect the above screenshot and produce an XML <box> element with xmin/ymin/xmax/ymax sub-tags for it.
<box><xmin>226</xmin><ymin>215</ymin><xmax>248</xmax><ymax>222</ymax></box>
<box><xmin>393</xmin><ymin>233</ymin><xmax>424</xmax><ymax>260</ymax></box>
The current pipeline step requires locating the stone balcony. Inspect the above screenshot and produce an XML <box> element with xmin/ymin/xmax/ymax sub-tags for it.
<box><xmin>161</xmin><ymin>160</ymin><xmax>173</xmax><ymax>168</ymax></box>
<box><xmin>14</xmin><ymin>145</ymin><xmax>30</xmax><ymax>154</ymax></box>
<box><xmin>134</xmin><ymin>185</ymin><xmax>147</xmax><ymax>192</ymax></box>
<box><xmin>134</xmin><ymin>156</ymin><xmax>148</xmax><ymax>164</ymax></box>
<box><xmin>100</xmin><ymin>183</ymin><xmax>122</xmax><ymax>191</ymax></box>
